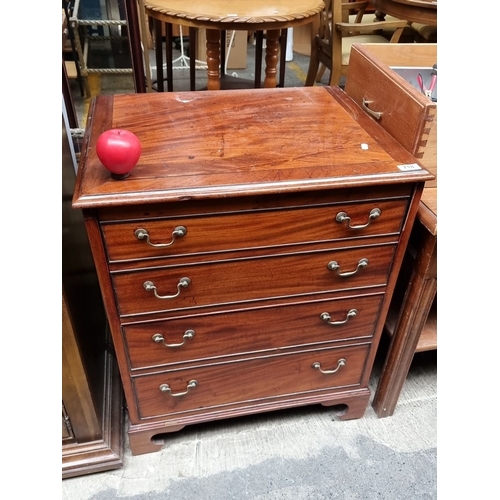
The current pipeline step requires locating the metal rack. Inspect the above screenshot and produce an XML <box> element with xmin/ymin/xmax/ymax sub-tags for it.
<box><xmin>67</xmin><ymin>0</ymin><xmax>133</xmax><ymax>96</ymax></box>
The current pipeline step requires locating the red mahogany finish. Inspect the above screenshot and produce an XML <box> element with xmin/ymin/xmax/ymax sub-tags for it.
<box><xmin>73</xmin><ymin>86</ymin><xmax>433</xmax><ymax>455</ymax></box>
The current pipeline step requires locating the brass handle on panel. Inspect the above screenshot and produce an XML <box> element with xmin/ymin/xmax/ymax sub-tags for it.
<box><xmin>362</xmin><ymin>98</ymin><xmax>383</xmax><ymax>120</ymax></box>
<box><xmin>152</xmin><ymin>330</ymin><xmax>195</xmax><ymax>348</ymax></box>
<box><xmin>312</xmin><ymin>359</ymin><xmax>346</xmax><ymax>375</ymax></box>
<box><xmin>335</xmin><ymin>208</ymin><xmax>381</xmax><ymax>230</ymax></box>
<box><xmin>327</xmin><ymin>258</ymin><xmax>368</xmax><ymax>277</ymax></box>
<box><xmin>320</xmin><ymin>309</ymin><xmax>357</xmax><ymax>326</ymax></box>
<box><xmin>134</xmin><ymin>226</ymin><xmax>187</xmax><ymax>247</ymax></box>
<box><xmin>143</xmin><ymin>277</ymin><xmax>191</xmax><ymax>299</ymax></box>
<box><xmin>159</xmin><ymin>380</ymin><xmax>198</xmax><ymax>397</ymax></box>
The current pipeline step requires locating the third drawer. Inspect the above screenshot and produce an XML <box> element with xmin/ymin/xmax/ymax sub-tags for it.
<box><xmin>123</xmin><ymin>293</ymin><xmax>384</xmax><ymax>370</ymax></box>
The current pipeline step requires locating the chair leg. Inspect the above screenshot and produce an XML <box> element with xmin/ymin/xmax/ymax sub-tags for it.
<box><xmin>189</xmin><ymin>27</ymin><xmax>196</xmax><ymax>91</ymax></box>
<box><xmin>153</xmin><ymin>19</ymin><xmax>164</xmax><ymax>92</ymax></box>
<box><xmin>254</xmin><ymin>31</ymin><xmax>263</xmax><ymax>88</ymax></box>
<box><xmin>165</xmin><ymin>23</ymin><xmax>173</xmax><ymax>92</ymax></box>
<box><xmin>305</xmin><ymin>50</ymin><xmax>320</xmax><ymax>86</ymax></box>
<box><xmin>278</xmin><ymin>29</ymin><xmax>287</xmax><ymax>87</ymax></box>
<box><xmin>220</xmin><ymin>30</ymin><xmax>226</xmax><ymax>77</ymax></box>
<box><xmin>328</xmin><ymin>64</ymin><xmax>342</xmax><ymax>87</ymax></box>
<box><xmin>316</xmin><ymin>63</ymin><xmax>326</xmax><ymax>82</ymax></box>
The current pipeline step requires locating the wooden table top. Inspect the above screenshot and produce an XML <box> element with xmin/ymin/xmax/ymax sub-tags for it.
<box><xmin>143</xmin><ymin>0</ymin><xmax>325</xmax><ymax>29</ymax></box>
<box><xmin>73</xmin><ymin>86</ymin><xmax>434</xmax><ymax>209</ymax></box>
<box><xmin>418</xmin><ymin>186</ymin><xmax>437</xmax><ymax>236</ymax></box>
<box><xmin>372</xmin><ymin>0</ymin><xmax>437</xmax><ymax>26</ymax></box>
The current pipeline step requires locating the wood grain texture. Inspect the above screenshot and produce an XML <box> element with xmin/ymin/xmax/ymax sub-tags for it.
<box><xmin>123</xmin><ymin>293</ymin><xmax>384</xmax><ymax>370</ymax></box>
<box><xmin>112</xmin><ymin>244</ymin><xmax>397</xmax><ymax>317</ymax></box>
<box><xmin>73</xmin><ymin>86</ymin><xmax>431</xmax><ymax>454</ymax></box>
<box><xmin>73</xmin><ymin>87</ymin><xmax>432</xmax><ymax>209</ymax></box>
<box><xmin>133</xmin><ymin>343</ymin><xmax>370</xmax><ymax>418</ymax></box>
<box><xmin>345</xmin><ymin>44</ymin><xmax>437</xmax><ymax>188</ymax></box>
<box><xmin>345</xmin><ymin>44</ymin><xmax>436</xmax><ymax>166</ymax></box>
<box><xmin>101</xmin><ymin>198</ymin><xmax>409</xmax><ymax>262</ymax></box>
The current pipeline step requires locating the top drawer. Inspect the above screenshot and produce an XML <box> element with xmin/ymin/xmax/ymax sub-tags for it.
<box><xmin>345</xmin><ymin>43</ymin><xmax>437</xmax><ymax>188</ymax></box>
<box><xmin>101</xmin><ymin>198</ymin><xmax>409</xmax><ymax>263</ymax></box>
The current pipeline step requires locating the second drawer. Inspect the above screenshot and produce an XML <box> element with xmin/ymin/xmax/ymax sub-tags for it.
<box><xmin>113</xmin><ymin>244</ymin><xmax>396</xmax><ymax>317</ymax></box>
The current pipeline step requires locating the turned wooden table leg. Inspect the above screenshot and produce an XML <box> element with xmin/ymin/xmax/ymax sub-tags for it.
<box><xmin>264</xmin><ymin>29</ymin><xmax>281</xmax><ymax>88</ymax></box>
<box><xmin>372</xmin><ymin>224</ymin><xmax>437</xmax><ymax>418</ymax></box>
<box><xmin>206</xmin><ymin>28</ymin><xmax>221</xmax><ymax>90</ymax></box>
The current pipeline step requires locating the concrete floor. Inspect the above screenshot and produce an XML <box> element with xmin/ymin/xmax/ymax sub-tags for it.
<box><xmin>63</xmin><ymin>36</ymin><xmax>437</xmax><ymax>499</ymax></box>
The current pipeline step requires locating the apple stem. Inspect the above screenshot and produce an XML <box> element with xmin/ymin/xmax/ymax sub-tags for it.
<box><xmin>111</xmin><ymin>172</ymin><xmax>130</xmax><ymax>180</ymax></box>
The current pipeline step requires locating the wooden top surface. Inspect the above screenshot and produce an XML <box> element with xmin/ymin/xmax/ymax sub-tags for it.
<box><xmin>144</xmin><ymin>0</ymin><xmax>324</xmax><ymax>28</ymax></box>
<box><xmin>418</xmin><ymin>186</ymin><xmax>437</xmax><ymax>235</ymax></box>
<box><xmin>371</xmin><ymin>0</ymin><xmax>437</xmax><ymax>25</ymax></box>
<box><xmin>391</xmin><ymin>0</ymin><xmax>436</xmax><ymax>6</ymax></box>
<box><xmin>73</xmin><ymin>86</ymin><xmax>434</xmax><ymax>209</ymax></box>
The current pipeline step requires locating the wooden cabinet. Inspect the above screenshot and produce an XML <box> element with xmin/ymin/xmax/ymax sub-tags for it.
<box><xmin>62</xmin><ymin>111</ymin><xmax>124</xmax><ymax>478</ymax></box>
<box><xmin>73</xmin><ymin>86</ymin><xmax>433</xmax><ymax>455</ymax></box>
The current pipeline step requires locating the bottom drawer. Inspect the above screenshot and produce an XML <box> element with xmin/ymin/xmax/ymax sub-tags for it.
<box><xmin>133</xmin><ymin>343</ymin><xmax>370</xmax><ymax>419</ymax></box>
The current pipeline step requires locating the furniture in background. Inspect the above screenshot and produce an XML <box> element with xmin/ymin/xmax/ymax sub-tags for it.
<box><xmin>144</xmin><ymin>20</ymin><xmax>290</xmax><ymax>91</ymax></box>
<box><xmin>344</xmin><ymin>42</ymin><xmax>437</xmax><ymax>417</ymax></box>
<box><xmin>63</xmin><ymin>7</ymin><xmax>79</xmax><ymax>129</ymax></box>
<box><xmin>63</xmin><ymin>3</ymin><xmax>86</xmax><ymax>105</ymax></box>
<box><xmin>65</xmin><ymin>0</ymin><xmax>134</xmax><ymax>95</ymax></box>
<box><xmin>372</xmin><ymin>0</ymin><xmax>437</xmax><ymax>42</ymax></box>
<box><xmin>305</xmin><ymin>0</ymin><xmax>408</xmax><ymax>87</ymax></box>
<box><xmin>372</xmin><ymin>0</ymin><xmax>437</xmax><ymax>26</ymax></box>
<box><xmin>62</xmin><ymin>104</ymin><xmax>124</xmax><ymax>478</ymax></box>
<box><xmin>72</xmin><ymin>86</ymin><xmax>433</xmax><ymax>455</ymax></box>
<box><xmin>143</xmin><ymin>0</ymin><xmax>324</xmax><ymax>90</ymax></box>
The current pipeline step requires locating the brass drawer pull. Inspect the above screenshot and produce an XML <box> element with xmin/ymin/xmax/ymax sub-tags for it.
<box><xmin>312</xmin><ymin>358</ymin><xmax>346</xmax><ymax>375</ymax></box>
<box><xmin>336</xmin><ymin>208</ymin><xmax>381</xmax><ymax>230</ymax></box>
<box><xmin>143</xmin><ymin>277</ymin><xmax>191</xmax><ymax>299</ymax></box>
<box><xmin>320</xmin><ymin>309</ymin><xmax>357</xmax><ymax>325</ymax></box>
<box><xmin>159</xmin><ymin>380</ymin><xmax>198</xmax><ymax>397</ymax></box>
<box><xmin>327</xmin><ymin>258</ymin><xmax>368</xmax><ymax>277</ymax></box>
<box><xmin>362</xmin><ymin>98</ymin><xmax>383</xmax><ymax>120</ymax></box>
<box><xmin>134</xmin><ymin>226</ymin><xmax>187</xmax><ymax>248</ymax></box>
<box><xmin>152</xmin><ymin>330</ymin><xmax>195</xmax><ymax>348</ymax></box>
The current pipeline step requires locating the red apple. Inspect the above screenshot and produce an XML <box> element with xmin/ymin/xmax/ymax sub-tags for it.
<box><xmin>96</xmin><ymin>128</ymin><xmax>142</xmax><ymax>179</ymax></box>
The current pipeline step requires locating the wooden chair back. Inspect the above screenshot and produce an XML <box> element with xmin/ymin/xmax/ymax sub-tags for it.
<box><xmin>305</xmin><ymin>0</ymin><xmax>408</xmax><ymax>86</ymax></box>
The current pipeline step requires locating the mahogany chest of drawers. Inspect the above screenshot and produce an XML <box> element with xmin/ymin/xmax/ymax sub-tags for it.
<box><xmin>73</xmin><ymin>86</ymin><xmax>433</xmax><ymax>455</ymax></box>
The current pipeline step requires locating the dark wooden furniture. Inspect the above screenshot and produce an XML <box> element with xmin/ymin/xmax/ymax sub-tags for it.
<box><xmin>345</xmin><ymin>43</ymin><xmax>437</xmax><ymax>417</ymax></box>
<box><xmin>62</xmin><ymin>108</ymin><xmax>124</xmax><ymax>478</ymax></box>
<box><xmin>305</xmin><ymin>0</ymin><xmax>408</xmax><ymax>87</ymax></box>
<box><xmin>373</xmin><ymin>195</ymin><xmax>436</xmax><ymax>416</ymax></box>
<box><xmin>73</xmin><ymin>86</ymin><xmax>433</xmax><ymax>455</ymax></box>
<box><xmin>372</xmin><ymin>0</ymin><xmax>437</xmax><ymax>26</ymax></box>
